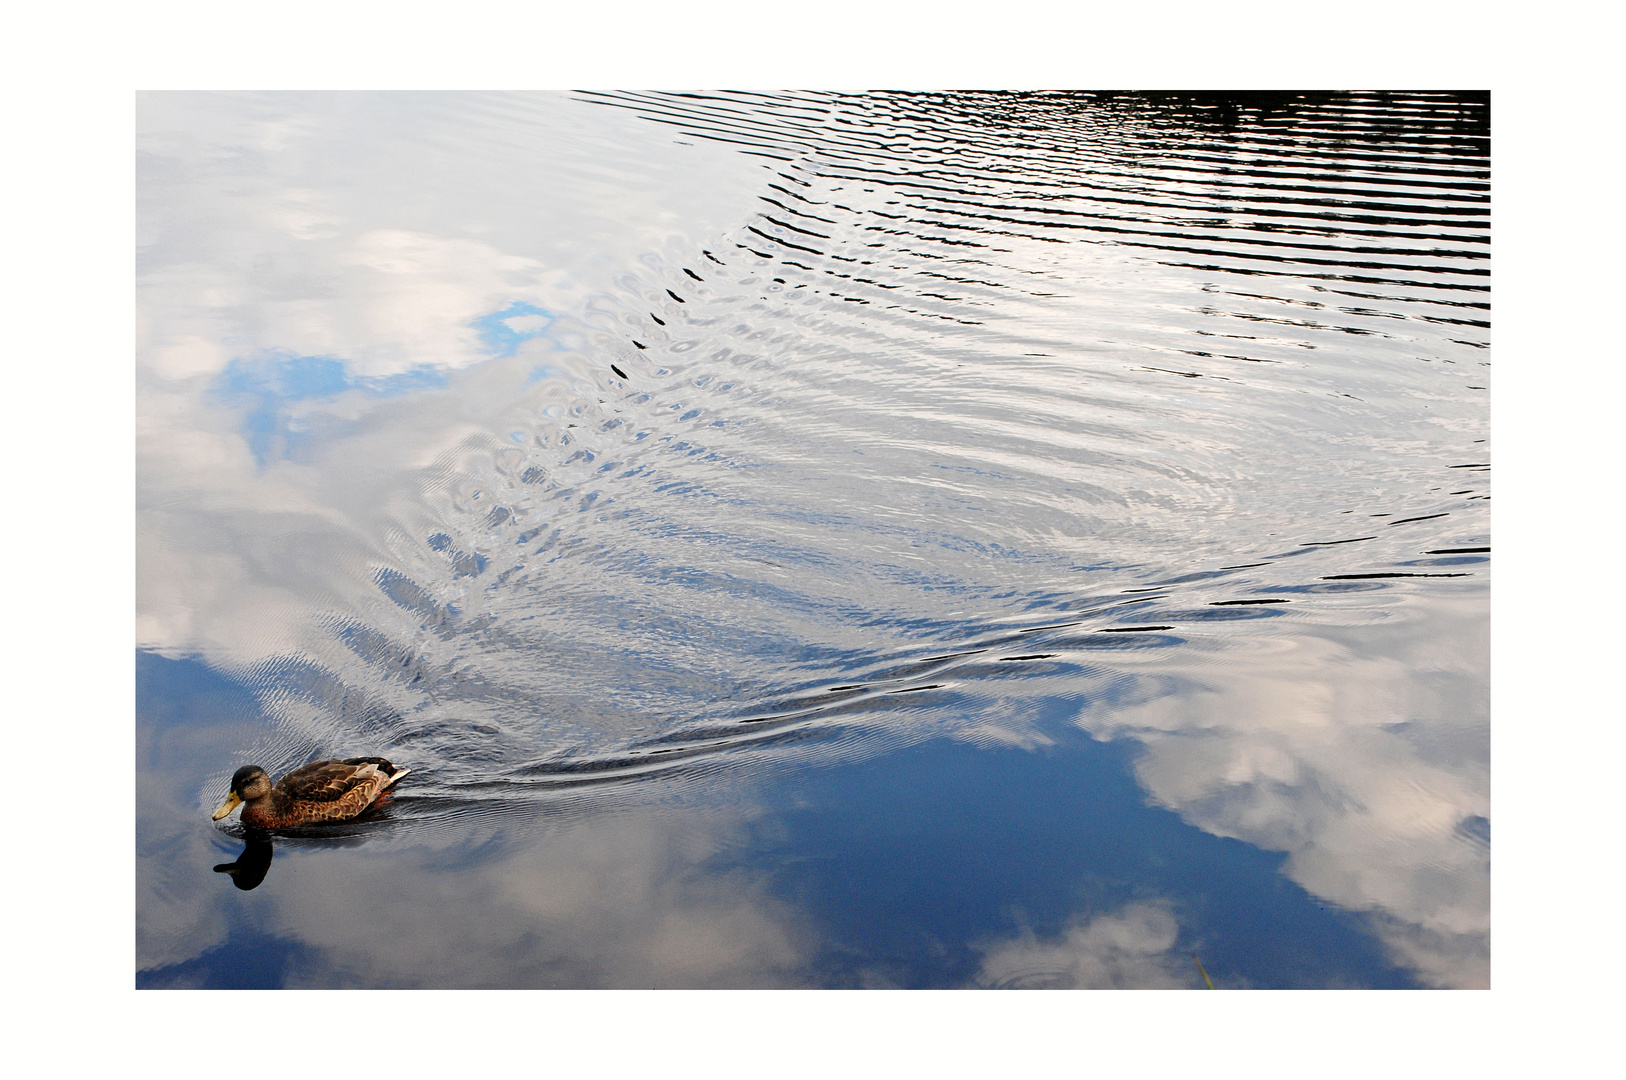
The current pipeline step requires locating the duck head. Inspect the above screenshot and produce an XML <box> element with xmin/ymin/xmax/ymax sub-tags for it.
<box><xmin>212</xmin><ymin>765</ymin><xmax>272</xmax><ymax>820</ymax></box>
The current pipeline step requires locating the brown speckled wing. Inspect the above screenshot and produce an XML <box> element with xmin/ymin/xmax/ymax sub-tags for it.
<box><xmin>290</xmin><ymin>784</ymin><xmax>377</xmax><ymax>822</ymax></box>
<box><xmin>279</xmin><ymin>760</ymin><xmax>370</xmax><ymax>802</ymax></box>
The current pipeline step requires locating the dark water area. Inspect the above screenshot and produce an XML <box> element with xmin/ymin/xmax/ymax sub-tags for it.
<box><xmin>137</xmin><ymin>91</ymin><xmax>1488</xmax><ymax>989</ymax></box>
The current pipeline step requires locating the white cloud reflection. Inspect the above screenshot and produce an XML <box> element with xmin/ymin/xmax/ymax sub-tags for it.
<box><xmin>1072</xmin><ymin>593</ymin><xmax>1490</xmax><ymax>988</ymax></box>
<box><xmin>261</xmin><ymin>810</ymin><xmax>811</xmax><ymax>989</ymax></box>
<box><xmin>977</xmin><ymin>901</ymin><xmax>1197</xmax><ymax>989</ymax></box>
<box><xmin>137</xmin><ymin>92</ymin><xmax>764</xmax><ymax>383</ymax></box>
<box><xmin>136</xmin><ymin>809</ymin><xmax>232</xmax><ymax>975</ymax></box>
<box><xmin>136</xmin><ymin>92</ymin><xmax>765</xmax><ymax>663</ymax></box>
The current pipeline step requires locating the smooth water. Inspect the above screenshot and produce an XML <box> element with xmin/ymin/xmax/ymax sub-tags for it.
<box><xmin>137</xmin><ymin>91</ymin><xmax>1489</xmax><ymax>988</ymax></box>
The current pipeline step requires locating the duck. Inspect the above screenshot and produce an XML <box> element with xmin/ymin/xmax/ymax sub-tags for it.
<box><xmin>211</xmin><ymin>757</ymin><xmax>411</xmax><ymax>829</ymax></box>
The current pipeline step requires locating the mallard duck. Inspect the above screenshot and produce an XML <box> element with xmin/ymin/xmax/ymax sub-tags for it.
<box><xmin>211</xmin><ymin>757</ymin><xmax>411</xmax><ymax>829</ymax></box>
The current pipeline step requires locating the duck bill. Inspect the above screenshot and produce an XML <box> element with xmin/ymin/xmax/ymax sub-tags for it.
<box><xmin>212</xmin><ymin>791</ymin><xmax>243</xmax><ymax>821</ymax></box>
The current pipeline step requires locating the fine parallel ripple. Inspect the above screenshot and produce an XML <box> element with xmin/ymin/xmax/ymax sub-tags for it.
<box><xmin>200</xmin><ymin>93</ymin><xmax>1489</xmax><ymax>834</ymax></box>
<box><xmin>581</xmin><ymin>91</ymin><xmax>1488</xmax><ymax>318</ymax></box>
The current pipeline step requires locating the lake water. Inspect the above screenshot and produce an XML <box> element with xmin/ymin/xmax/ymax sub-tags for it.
<box><xmin>136</xmin><ymin>91</ymin><xmax>1489</xmax><ymax>989</ymax></box>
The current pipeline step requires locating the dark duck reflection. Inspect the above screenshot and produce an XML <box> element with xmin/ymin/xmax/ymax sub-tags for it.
<box><xmin>211</xmin><ymin>757</ymin><xmax>411</xmax><ymax>829</ymax></box>
<box><xmin>214</xmin><ymin>835</ymin><xmax>274</xmax><ymax>891</ymax></box>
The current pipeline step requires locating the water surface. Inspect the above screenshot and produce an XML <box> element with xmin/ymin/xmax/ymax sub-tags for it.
<box><xmin>137</xmin><ymin>91</ymin><xmax>1489</xmax><ymax>988</ymax></box>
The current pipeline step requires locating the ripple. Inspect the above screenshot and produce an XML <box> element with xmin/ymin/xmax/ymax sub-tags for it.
<box><xmin>157</xmin><ymin>93</ymin><xmax>1488</xmax><ymax>845</ymax></box>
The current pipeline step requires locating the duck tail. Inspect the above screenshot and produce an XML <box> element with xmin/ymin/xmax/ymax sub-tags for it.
<box><xmin>381</xmin><ymin>766</ymin><xmax>411</xmax><ymax>789</ymax></box>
